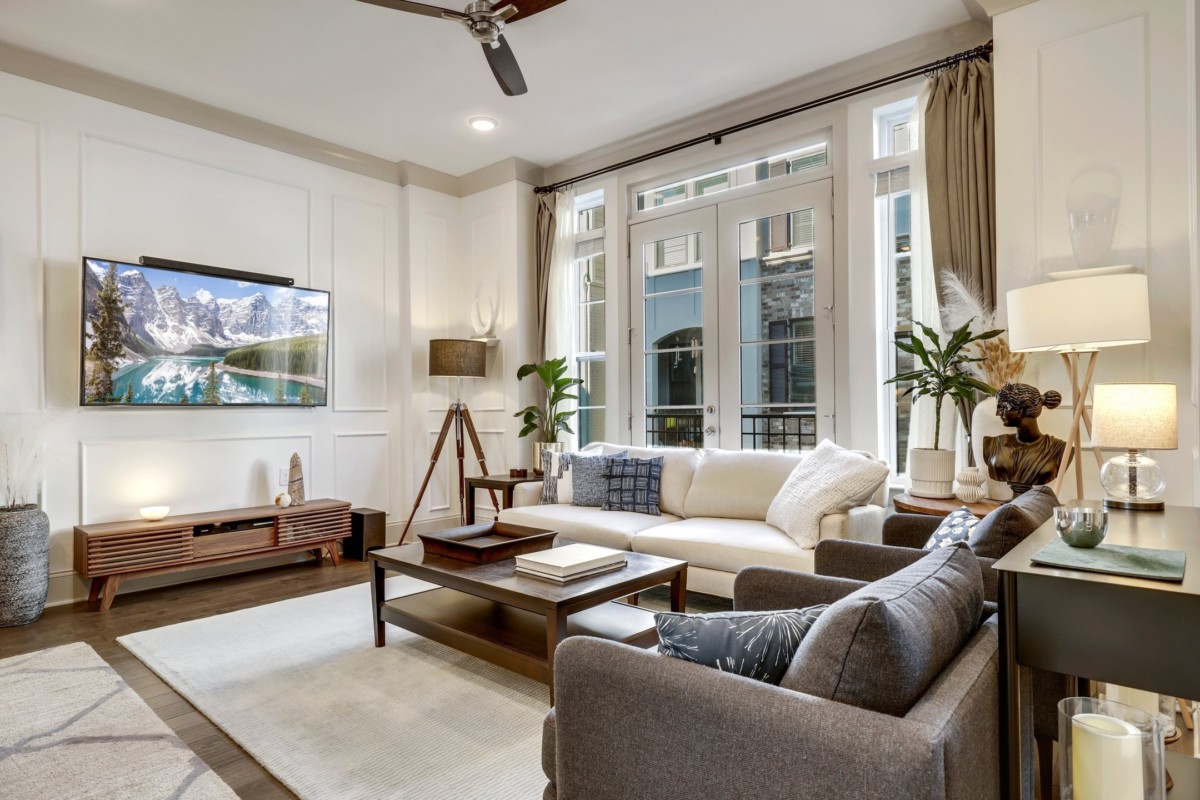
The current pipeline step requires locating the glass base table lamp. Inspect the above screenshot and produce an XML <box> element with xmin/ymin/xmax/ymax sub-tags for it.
<box><xmin>1091</xmin><ymin>383</ymin><xmax>1177</xmax><ymax>511</ymax></box>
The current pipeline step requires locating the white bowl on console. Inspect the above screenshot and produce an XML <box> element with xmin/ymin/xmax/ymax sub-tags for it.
<box><xmin>139</xmin><ymin>506</ymin><xmax>171</xmax><ymax>521</ymax></box>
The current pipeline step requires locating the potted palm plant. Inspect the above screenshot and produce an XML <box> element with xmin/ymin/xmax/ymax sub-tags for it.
<box><xmin>885</xmin><ymin>320</ymin><xmax>1000</xmax><ymax>498</ymax></box>
<box><xmin>514</xmin><ymin>356</ymin><xmax>583</xmax><ymax>474</ymax></box>
<box><xmin>0</xmin><ymin>427</ymin><xmax>49</xmax><ymax>626</ymax></box>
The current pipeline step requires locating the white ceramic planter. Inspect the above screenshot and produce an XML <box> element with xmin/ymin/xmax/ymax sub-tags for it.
<box><xmin>972</xmin><ymin>397</ymin><xmax>1013</xmax><ymax>501</ymax></box>
<box><xmin>909</xmin><ymin>448</ymin><xmax>957</xmax><ymax>498</ymax></box>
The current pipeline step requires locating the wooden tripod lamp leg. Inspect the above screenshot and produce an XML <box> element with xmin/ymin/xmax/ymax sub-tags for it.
<box><xmin>1052</xmin><ymin>351</ymin><xmax>1099</xmax><ymax>500</ymax></box>
<box><xmin>460</xmin><ymin>405</ymin><xmax>501</xmax><ymax>513</ymax></box>
<box><xmin>398</xmin><ymin>406</ymin><xmax>457</xmax><ymax>545</ymax></box>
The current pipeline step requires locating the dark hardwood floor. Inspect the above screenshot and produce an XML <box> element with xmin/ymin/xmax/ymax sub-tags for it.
<box><xmin>0</xmin><ymin>556</ymin><xmax>373</xmax><ymax>800</ymax></box>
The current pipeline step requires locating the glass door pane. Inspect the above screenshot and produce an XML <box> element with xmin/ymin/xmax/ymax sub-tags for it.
<box><xmin>717</xmin><ymin>181</ymin><xmax>834</xmax><ymax>451</ymax></box>
<box><xmin>629</xmin><ymin>207</ymin><xmax>718</xmax><ymax>448</ymax></box>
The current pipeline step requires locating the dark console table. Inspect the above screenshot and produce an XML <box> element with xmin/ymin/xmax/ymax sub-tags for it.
<box><xmin>74</xmin><ymin>499</ymin><xmax>351</xmax><ymax>610</ymax></box>
<box><xmin>994</xmin><ymin>505</ymin><xmax>1200</xmax><ymax>799</ymax></box>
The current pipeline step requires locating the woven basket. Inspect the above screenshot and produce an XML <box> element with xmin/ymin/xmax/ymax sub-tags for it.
<box><xmin>0</xmin><ymin>505</ymin><xmax>50</xmax><ymax>626</ymax></box>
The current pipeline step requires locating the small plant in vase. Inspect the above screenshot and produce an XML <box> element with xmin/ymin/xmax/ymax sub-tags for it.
<box><xmin>885</xmin><ymin>320</ymin><xmax>1000</xmax><ymax>498</ymax></box>
<box><xmin>0</xmin><ymin>423</ymin><xmax>50</xmax><ymax>626</ymax></box>
<box><xmin>514</xmin><ymin>356</ymin><xmax>583</xmax><ymax>475</ymax></box>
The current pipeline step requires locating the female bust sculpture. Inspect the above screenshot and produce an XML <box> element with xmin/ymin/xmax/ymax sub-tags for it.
<box><xmin>982</xmin><ymin>383</ymin><xmax>1069</xmax><ymax>496</ymax></box>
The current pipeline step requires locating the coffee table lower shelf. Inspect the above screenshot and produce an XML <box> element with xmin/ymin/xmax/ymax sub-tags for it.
<box><xmin>380</xmin><ymin>587</ymin><xmax>659</xmax><ymax>685</ymax></box>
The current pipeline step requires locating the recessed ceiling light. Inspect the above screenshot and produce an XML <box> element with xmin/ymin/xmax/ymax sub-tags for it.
<box><xmin>469</xmin><ymin>116</ymin><xmax>498</xmax><ymax>132</ymax></box>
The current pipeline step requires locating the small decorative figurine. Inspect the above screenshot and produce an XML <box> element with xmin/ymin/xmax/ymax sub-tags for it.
<box><xmin>274</xmin><ymin>492</ymin><xmax>292</xmax><ymax>508</ymax></box>
<box><xmin>982</xmin><ymin>383</ymin><xmax>1069</xmax><ymax>496</ymax></box>
<box><xmin>954</xmin><ymin>467</ymin><xmax>986</xmax><ymax>504</ymax></box>
<box><xmin>287</xmin><ymin>452</ymin><xmax>306</xmax><ymax>506</ymax></box>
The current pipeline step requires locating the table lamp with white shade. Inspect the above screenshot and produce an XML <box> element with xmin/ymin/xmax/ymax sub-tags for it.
<box><xmin>1006</xmin><ymin>268</ymin><xmax>1151</xmax><ymax>498</ymax></box>
<box><xmin>1091</xmin><ymin>382</ymin><xmax>1177</xmax><ymax>511</ymax></box>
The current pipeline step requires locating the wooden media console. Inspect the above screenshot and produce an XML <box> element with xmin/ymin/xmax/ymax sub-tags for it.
<box><xmin>74</xmin><ymin>499</ymin><xmax>352</xmax><ymax>610</ymax></box>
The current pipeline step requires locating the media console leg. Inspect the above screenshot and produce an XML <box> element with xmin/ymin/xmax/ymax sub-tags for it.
<box><xmin>311</xmin><ymin>548</ymin><xmax>324</xmax><ymax>564</ymax></box>
<box><xmin>326</xmin><ymin>541</ymin><xmax>341</xmax><ymax>567</ymax></box>
<box><xmin>88</xmin><ymin>578</ymin><xmax>106</xmax><ymax>605</ymax></box>
<box><xmin>99</xmin><ymin>575</ymin><xmax>123</xmax><ymax>612</ymax></box>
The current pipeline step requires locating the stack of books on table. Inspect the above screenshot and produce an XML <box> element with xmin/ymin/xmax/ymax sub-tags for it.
<box><xmin>514</xmin><ymin>544</ymin><xmax>627</xmax><ymax>584</ymax></box>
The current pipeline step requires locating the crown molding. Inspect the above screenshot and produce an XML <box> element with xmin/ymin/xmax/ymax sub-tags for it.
<box><xmin>973</xmin><ymin>0</ymin><xmax>1040</xmax><ymax>16</ymax></box>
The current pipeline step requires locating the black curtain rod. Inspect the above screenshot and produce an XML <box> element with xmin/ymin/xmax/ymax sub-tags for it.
<box><xmin>534</xmin><ymin>40</ymin><xmax>993</xmax><ymax>195</ymax></box>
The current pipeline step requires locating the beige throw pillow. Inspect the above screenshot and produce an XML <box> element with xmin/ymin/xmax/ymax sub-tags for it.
<box><xmin>765</xmin><ymin>440</ymin><xmax>889</xmax><ymax>548</ymax></box>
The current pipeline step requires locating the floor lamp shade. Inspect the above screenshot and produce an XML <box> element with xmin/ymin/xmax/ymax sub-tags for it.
<box><xmin>1006</xmin><ymin>273</ymin><xmax>1151</xmax><ymax>353</ymax></box>
<box><xmin>429</xmin><ymin>339</ymin><xmax>486</xmax><ymax>378</ymax></box>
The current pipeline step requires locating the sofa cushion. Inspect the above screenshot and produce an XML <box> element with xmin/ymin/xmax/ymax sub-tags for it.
<box><xmin>967</xmin><ymin>485</ymin><xmax>1058</xmax><ymax>559</ymax></box>
<box><xmin>655</xmin><ymin>605</ymin><xmax>828</xmax><ymax>684</ymax></box>
<box><xmin>497</xmin><ymin>504</ymin><xmax>679</xmax><ymax>551</ymax></box>
<box><xmin>603</xmin><ymin>456</ymin><xmax>664</xmax><ymax>515</ymax></box>
<box><xmin>924</xmin><ymin>507</ymin><xmax>980</xmax><ymax>550</ymax></box>
<box><xmin>570</xmin><ymin>451</ymin><xmax>627</xmax><ymax>508</ymax></box>
<box><xmin>682</xmin><ymin>449</ymin><xmax>803</xmax><ymax>521</ymax></box>
<box><xmin>589</xmin><ymin>443</ymin><xmax>701</xmax><ymax>518</ymax></box>
<box><xmin>781</xmin><ymin>543</ymin><xmax>984</xmax><ymax>717</ymax></box>
<box><xmin>765</xmin><ymin>440</ymin><xmax>890</xmax><ymax>548</ymax></box>
<box><xmin>631</xmin><ymin>518</ymin><xmax>815</xmax><ymax>574</ymax></box>
<box><xmin>540</xmin><ymin>450</ymin><xmax>573</xmax><ymax>504</ymax></box>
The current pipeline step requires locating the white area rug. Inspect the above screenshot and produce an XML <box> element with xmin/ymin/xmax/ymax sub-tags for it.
<box><xmin>0</xmin><ymin>642</ymin><xmax>236</xmax><ymax>800</ymax></box>
<box><xmin>118</xmin><ymin>578</ymin><xmax>548</xmax><ymax>800</ymax></box>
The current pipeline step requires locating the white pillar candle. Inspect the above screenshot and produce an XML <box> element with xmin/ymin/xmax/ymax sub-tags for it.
<box><xmin>1071</xmin><ymin>713</ymin><xmax>1143</xmax><ymax>800</ymax></box>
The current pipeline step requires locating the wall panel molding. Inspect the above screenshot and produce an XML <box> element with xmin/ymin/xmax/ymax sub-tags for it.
<box><xmin>333</xmin><ymin>431</ymin><xmax>390</xmax><ymax>514</ymax></box>
<box><xmin>332</xmin><ymin>194</ymin><xmax>389</xmax><ymax>412</ymax></box>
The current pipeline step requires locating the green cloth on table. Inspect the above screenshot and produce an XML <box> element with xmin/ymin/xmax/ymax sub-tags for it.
<box><xmin>1031</xmin><ymin>537</ymin><xmax>1186</xmax><ymax>582</ymax></box>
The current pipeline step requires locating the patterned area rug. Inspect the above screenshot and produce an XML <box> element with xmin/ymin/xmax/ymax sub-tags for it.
<box><xmin>119</xmin><ymin>577</ymin><xmax>549</xmax><ymax>800</ymax></box>
<box><xmin>0</xmin><ymin>642</ymin><xmax>236</xmax><ymax>800</ymax></box>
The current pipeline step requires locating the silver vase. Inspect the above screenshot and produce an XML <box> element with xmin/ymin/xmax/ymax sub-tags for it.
<box><xmin>0</xmin><ymin>505</ymin><xmax>50</xmax><ymax>626</ymax></box>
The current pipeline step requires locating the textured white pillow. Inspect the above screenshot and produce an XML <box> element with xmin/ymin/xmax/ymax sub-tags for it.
<box><xmin>765</xmin><ymin>440</ymin><xmax>890</xmax><ymax>548</ymax></box>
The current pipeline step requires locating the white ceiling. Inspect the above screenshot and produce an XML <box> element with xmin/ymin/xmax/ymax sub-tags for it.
<box><xmin>0</xmin><ymin>0</ymin><xmax>971</xmax><ymax>176</ymax></box>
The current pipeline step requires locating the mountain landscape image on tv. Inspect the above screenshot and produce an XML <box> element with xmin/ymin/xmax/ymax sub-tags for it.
<box><xmin>81</xmin><ymin>258</ymin><xmax>329</xmax><ymax>406</ymax></box>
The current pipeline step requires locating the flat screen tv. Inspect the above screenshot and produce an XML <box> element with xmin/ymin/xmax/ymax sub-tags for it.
<box><xmin>80</xmin><ymin>257</ymin><xmax>330</xmax><ymax>407</ymax></box>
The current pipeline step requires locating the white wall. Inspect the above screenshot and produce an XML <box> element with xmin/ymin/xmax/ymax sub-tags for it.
<box><xmin>0</xmin><ymin>71</ymin><xmax>407</xmax><ymax>605</ymax></box>
<box><xmin>994</xmin><ymin>0</ymin><xmax>1199</xmax><ymax>504</ymax></box>
<box><xmin>406</xmin><ymin>182</ymin><xmax>537</xmax><ymax>532</ymax></box>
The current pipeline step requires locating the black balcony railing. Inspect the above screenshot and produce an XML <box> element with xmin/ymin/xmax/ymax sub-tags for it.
<box><xmin>646</xmin><ymin>410</ymin><xmax>817</xmax><ymax>452</ymax></box>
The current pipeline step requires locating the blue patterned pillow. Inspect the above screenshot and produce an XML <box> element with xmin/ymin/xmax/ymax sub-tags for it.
<box><xmin>924</xmin><ymin>507</ymin><xmax>980</xmax><ymax>550</ymax></box>
<box><xmin>656</xmin><ymin>605</ymin><xmax>828</xmax><ymax>684</ymax></box>
<box><xmin>570</xmin><ymin>451</ymin><xmax>627</xmax><ymax>507</ymax></box>
<box><xmin>603</xmin><ymin>456</ymin><xmax>663</xmax><ymax>515</ymax></box>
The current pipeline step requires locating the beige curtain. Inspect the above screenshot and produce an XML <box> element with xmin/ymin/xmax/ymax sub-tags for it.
<box><xmin>534</xmin><ymin>193</ymin><xmax>556</xmax><ymax>360</ymax></box>
<box><xmin>925</xmin><ymin>58</ymin><xmax>996</xmax><ymax>314</ymax></box>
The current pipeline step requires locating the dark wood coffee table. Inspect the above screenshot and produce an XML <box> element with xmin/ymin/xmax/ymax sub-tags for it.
<box><xmin>369</xmin><ymin>542</ymin><xmax>687</xmax><ymax>700</ymax></box>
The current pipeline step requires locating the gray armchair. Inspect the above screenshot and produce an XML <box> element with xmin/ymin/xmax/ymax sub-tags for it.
<box><xmin>542</xmin><ymin>567</ymin><xmax>999</xmax><ymax>800</ymax></box>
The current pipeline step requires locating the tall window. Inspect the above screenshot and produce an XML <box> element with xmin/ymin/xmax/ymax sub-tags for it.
<box><xmin>574</xmin><ymin>190</ymin><xmax>606</xmax><ymax>446</ymax></box>
<box><xmin>873</xmin><ymin>99</ymin><xmax>917</xmax><ymax>478</ymax></box>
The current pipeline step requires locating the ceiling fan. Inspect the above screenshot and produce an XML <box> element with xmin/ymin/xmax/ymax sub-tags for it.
<box><xmin>357</xmin><ymin>0</ymin><xmax>567</xmax><ymax>96</ymax></box>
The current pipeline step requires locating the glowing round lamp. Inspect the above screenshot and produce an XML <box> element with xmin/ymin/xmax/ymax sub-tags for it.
<box><xmin>1091</xmin><ymin>383</ymin><xmax>1176</xmax><ymax>511</ymax></box>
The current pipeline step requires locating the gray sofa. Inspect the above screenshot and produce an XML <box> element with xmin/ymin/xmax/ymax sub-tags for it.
<box><xmin>542</xmin><ymin>554</ymin><xmax>1000</xmax><ymax>800</ymax></box>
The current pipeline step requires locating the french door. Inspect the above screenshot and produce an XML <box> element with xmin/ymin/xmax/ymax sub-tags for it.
<box><xmin>629</xmin><ymin>179</ymin><xmax>834</xmax><ymax>451</ymax></box>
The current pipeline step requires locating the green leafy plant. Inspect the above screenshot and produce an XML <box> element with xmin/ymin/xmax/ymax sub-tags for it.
<box><xmin>885</xmin><ymin>320</ymin><xmax>1001</xmax><ymax>450</ymax></box>
<box><xmin>513</xmin><ymin>357</ymin><xmax>583</xmax><ymax>443</ymax></box>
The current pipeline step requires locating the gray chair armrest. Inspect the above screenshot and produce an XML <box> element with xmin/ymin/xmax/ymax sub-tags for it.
<box><xmin>814</xmin><ymin>539</ymin><xmax>928</xmax><ymax>583</ymax></box>
<box><xmin>733</xmin><ymin>567</ymin><xmax>865</xmax><ymax>611</ymax></box>
<box><xmin>542</xmin><ymin>709</ymin><xmax>557</xmax><ymax>800</ymax></box>
<box><xmin>882</xmin><ymin>513</ymin><xmax>941</xmax><ymax>548</ymax></box>
<box><xmin>551</xmin><ymin>637</ymin><xmax>946</xmax><ymax>800</ymax></box>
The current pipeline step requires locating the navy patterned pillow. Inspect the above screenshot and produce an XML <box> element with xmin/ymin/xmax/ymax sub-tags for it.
<box><xmin>924</xmin><ymin>507</ymin><xmax>980</xmax><ymax>550</ymax></box>
<box><xmin>570</xmin><ymin>451</ymin><xmax>627</xmax><ymax>508</ymax></box>
<box><xmin>603</xmin><ymin>456</ymin><xmax>664</xmax><ymax>515</ymax></box>
<box><xmin>656</xmin><ymin>605</ymin><xmax>828</xmax><ymax>684</ymax></box>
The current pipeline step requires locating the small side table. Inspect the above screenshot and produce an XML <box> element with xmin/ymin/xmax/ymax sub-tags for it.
<box><xmin>464</xmin><ymin>474</ymin><xmax>542</xmax><ymax>524</ymax></box>
<box><xmin>893</xmin><ymin>491</ymin><xmax>1001</xmax><ymax>519</ymax></box>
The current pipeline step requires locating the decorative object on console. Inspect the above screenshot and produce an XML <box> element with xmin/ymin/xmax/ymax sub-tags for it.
<box><xmin>766</xmin><ymin>439</ymin><xmax>890</xmax><ymax>549</ymax></box>
<box><xmin>288</xmin><ymin>452</ymin><xmax>306</xmax><ymax>506</ymax></box>
<box><xmin>885</xmin><ymin>320</ymin><xmax>1001</xmax><ymax>498</ymax></box>
<box><xmin>274</xmin><ymin>492</ymin><xmax>291</xmax><ymax>508</ymax></box>
<box><xmin>509</xmin><ymin>468</ymin><xmax>527</xmax><ymax>478</ymax></box>
<box><xmin>923</xmin><ymin>507</ymin><xmax>980</xmax><ymax>550</ymax></box>
<box><xmin>514</xmin><ymin>356</ymin><xmax>583</xmax><ymax>475</ymax></box>
<box><xmin>399</xmin><ymin>339</ymin><xmax>496</xmax><ymax>543</ymax></box>
<box><xmin>1091</xmin><ymin>383</ymin><xmax>1177</xmax><ymax>511</ymax></box>
<box><xmin>603</xmin><ymin>456</ymin><xmax>664</xmax><ymax>516</ymax></box>
<box><xmin>139</xmin><ymin>505</ymin><xmax>171</xmax><ymax>521</ymax></box>
<box><xmin>1007</xmin><ymin>268</ymin><xmax>1151</xmax><ymax>500</ymax></box>
<box><xmin>0</xmin><ymin>427</ymin><xmax>48</xmax><ymax>627</ymax></box>
<box><xmin>982</xmin><ymin>383</ymin><xmax>1068</xmax><ymax>497</ymax></box>
<box><xmin>655</xmin><ymin>605</ymin><xmax>827</xmax><ymax>685</ymax></box>
<box><xmin>1058</xmin><ymin>696</ymin><xmax>1166</xmax><ymax>800</ymax></box>
<box><xmin>953</xmin><ymin>467</ymin><xmax>986</xmax><ymax>503</ymax></box>
<box><xmin>1052</xmin><ymin>504</ymin><xmax>1108</xmax><ymax>549</ymax></box>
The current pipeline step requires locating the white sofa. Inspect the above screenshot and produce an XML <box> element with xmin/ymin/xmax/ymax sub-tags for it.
<box><xmin>498</xmin><ymin>442</ymin><xmax>888</xmax><ymax>598</ymax></box>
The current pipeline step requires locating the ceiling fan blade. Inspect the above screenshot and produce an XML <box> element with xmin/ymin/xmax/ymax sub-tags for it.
<box><xmin>356</xmin><ymin>0</ymin><xmax>468</xmax><ymax>21</ymax></box>
<box><xmin>506</xmin><ymin>0</ymin><xmax>568</xmax><ymax>23</ymax></box>
<box><xmin>482</xmin><ymin>35</ymin><xmax>527</xmax><ymax>96</ymax></box>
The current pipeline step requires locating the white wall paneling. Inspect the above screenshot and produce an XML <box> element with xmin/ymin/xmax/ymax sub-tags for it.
<box><xmin>995</xmin><ymin>0</ymin><xmax>1196</xmax><ymax>504</ymax></box>
<box><xmin>332</xmin><ymin>195</ymin><xmax>389</xmax><ymax>411</ymax></box>
<box><xmin>333</xmin><ymin>432</ymin><xmax>390</xmax><ymax>514</ymax></box>
<box><xmin>0</xmin><ymin>113</ymin><xmax>44</xmax><ymax>412</ymax></box>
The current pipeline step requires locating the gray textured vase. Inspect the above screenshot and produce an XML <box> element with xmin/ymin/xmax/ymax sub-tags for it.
<box><xmin>0</xmin><ymin>505</ymin><xmax>50</xmax><ymax>626</ymax></box>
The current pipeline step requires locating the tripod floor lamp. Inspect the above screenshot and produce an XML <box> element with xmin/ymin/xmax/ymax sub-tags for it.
<box><xmin>1006</xmin><ymin>268</ymin><xmax>1151</xmax><ymax>500</ymax></box>
<box><xmin>399</xmin><ymin>338</ymin><xmax>499</xmax><ymax>544</ymax></box>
